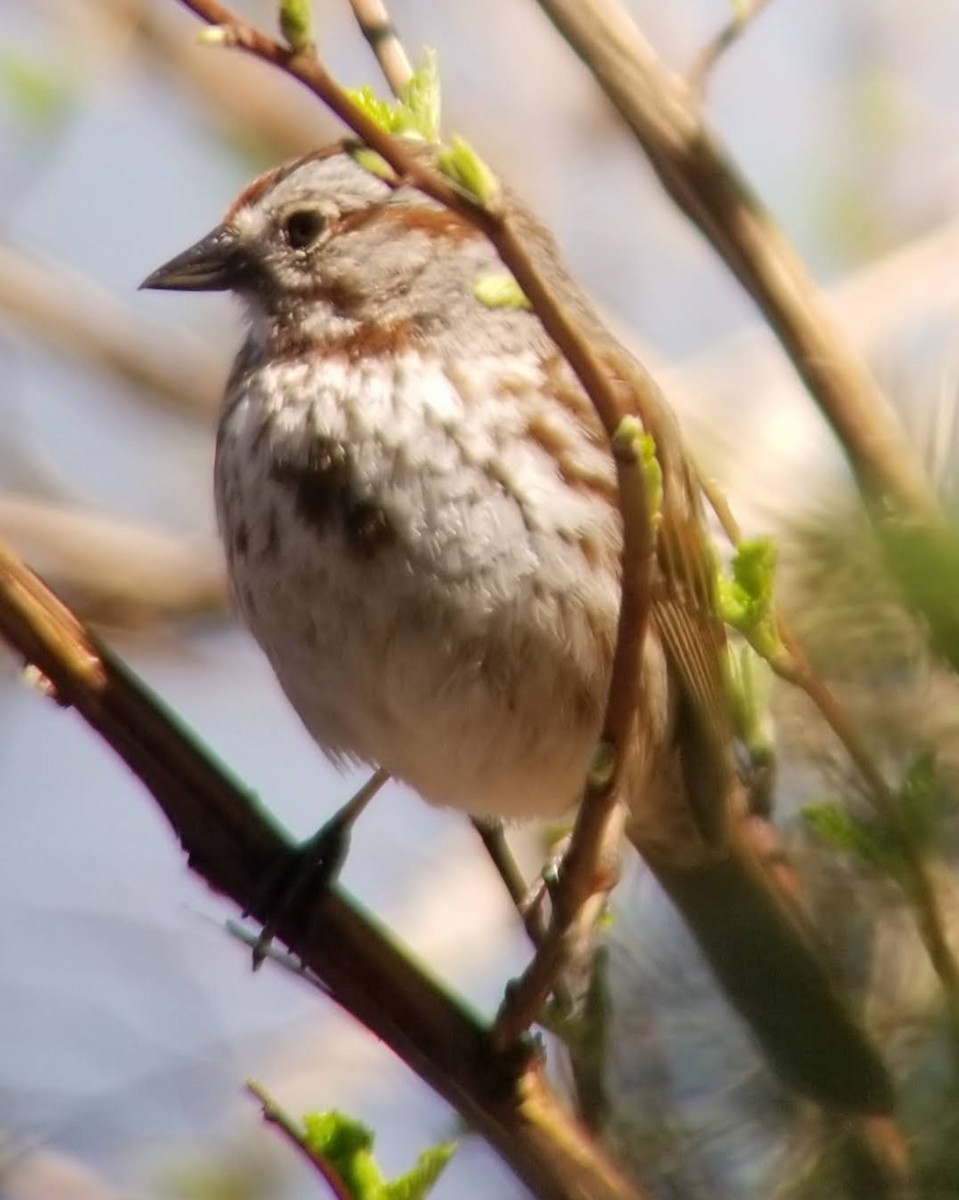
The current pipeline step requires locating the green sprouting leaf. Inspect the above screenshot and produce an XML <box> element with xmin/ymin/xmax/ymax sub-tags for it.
<box><xmin>610</xmin><ymin>417</ymin><xmax>661</xmax><ymax>528</ymax></box>
<box><xmin>398</xmin><ymin>49</ymin><xmax>441</xmax><ymax>142</ymax></box>
<box><xmin>716</xmin><ymin>537</ymin><xmax>783</xmax><ymax>660</ymax></box>
<box><xmin>638</xmin><ymin>432</ymin><xmax>662</xmax><ymax>528</ymax></box>
<box><xmin>381</xmin><ymin>1142</ymin><xmax>456</xmax><ymax>1200</ymax></box>
<box><xmin>350</xmin><ymin>146</ymin><xmax>396</xmax><ymax>181</ymax></box>
<box><xmin>436</xmin><ymin>135</ymin><xmax>500</xmax><ymax>207</ymax></box>
<box><xmin>0</xmin><ymin>53</ymin><xmax>72</xmax><ymax>126</ymax></box>
<box><xmin>348</xmin><ymin>83</ymin><xmax>403</xmax><ymax>134</ymax></box>
<box><xmin>302</xmin><ymin>1111</ymin><xmax>455</xmax><ymax>1200</ymax></box>
<box><xmin>473</xmin><ymin>271</ymin><xmax>530</xmax><ymax>310</ymax></box>
<box><xmin>303</xmin><ymin>1112</ymin><xmax>382</xmax><ymax>1200</ymax></box>
<box><xmin>279</xmin><ymin>0</ymin><xmax>313</xmax><ymax>51</ymax></box>
<box><xmin>725</xmin><ymin>642</ymin><xmax>773</xmax><ymax>756</ymax></box>
<box><xmin>802</xmin><ymin>802</ymin><xmax>904</xmax><ymax>881</ymax></box>
<box><xmin>346</xmin><ymin>51</ymin><xmax>440</xmax><ymax>143</ymax></box>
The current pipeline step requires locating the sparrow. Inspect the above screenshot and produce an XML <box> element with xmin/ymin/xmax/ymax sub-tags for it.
<box><xmin>143</xmin><ymin>141</ymin><xmax>892</xmax><ymax>1114</ymax></box>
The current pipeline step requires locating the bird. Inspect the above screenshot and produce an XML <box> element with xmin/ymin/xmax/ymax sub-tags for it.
<box><xmin>142</xmin><ymin>140</ymin><xmax>893</xmax><ymax>1114</ymax></box>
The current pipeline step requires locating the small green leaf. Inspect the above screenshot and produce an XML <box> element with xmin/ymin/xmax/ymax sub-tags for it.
<box><xmin>717</xmin><ymin>537</ymin><xmax>783</xmax><ymax>660</ymax></box>
<box><xmin>303</xmin><ymin>1112</ymin><xmax>382</xmax><ymax>1200</ymax></box>
<box><xmin>398</xmin><ymin>49</ymin><xmax>441</xmax><ymax>141</ymax></box>
<box><xmin>725</xmin><ymin>642</ymin><xmax>773</xmax><ymax>756</ymax></box>
<box><xmin>279</xmin><ymin>0</ymin><xmax>313</xmax><ymax>51</ymax></box>
<box><xmin>348</xmin><ymin>83</ymin><xmax>401</xmax><ymax>134</ymax></box>
<box><xmin>302</xmin><ymin>1111</ymin><xmax>455</xmax><ymax>1200</ymax></box>
<box><xmin>611</xmin><ymin>419</ymin><xmax>661</xmax><ymax>528</ymax></box>
<box><xmin>639</xmin><ymin>432</ymin><xmax>662</xmax><ymax>528</ymax></box>
<box><xmin>381</xmin><ymin>1142</ymin><xmax>456</xmax><ymax>1200</ymax></box>
<box><xmin>346</xmin><ymin>52</ymin><xmax>440</xmax><ymax>143</ymax></box>
<box><xmin>350</xmin><ymin>146</ymin><xmax>396</xmax><ymax>182</ymax></box>
<box><xmin>473</xmin><ymin>271</ymin><xmax>530</xmax><ymax>310</ymax></box>
<box><xmin>436</xmin><ymin>136</ymin><xmax>500</xmax><ymax>207</ymax></box>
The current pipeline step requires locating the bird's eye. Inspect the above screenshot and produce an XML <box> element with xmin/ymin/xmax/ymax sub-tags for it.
<box><xmin>282</xmin><ymin>209</ymin><xmax>325</xmax><ymax>250</ymax></box>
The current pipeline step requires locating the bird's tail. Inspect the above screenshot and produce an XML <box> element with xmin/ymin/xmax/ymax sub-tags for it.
<box><xmin>645</xmin><ymin>830</ymin><xmax>893</xmax><ymax>1113</ymax></box>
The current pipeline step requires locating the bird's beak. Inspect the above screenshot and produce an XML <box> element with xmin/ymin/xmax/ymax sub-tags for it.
<box><xmin>140</xmin><ymin>225</ymin><xmax>246</xmax><ymax>292</ymax></box>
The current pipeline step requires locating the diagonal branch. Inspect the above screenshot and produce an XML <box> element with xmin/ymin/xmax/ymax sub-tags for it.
<box><xmin>0</xmin><ymin>532</ymin><xmax>646</xmax><ymax>1200</ymax></box>
<box><xmin>533</xmin><ymin>0</ymin><xmax>939</xmax><ymax>525</ymax></box>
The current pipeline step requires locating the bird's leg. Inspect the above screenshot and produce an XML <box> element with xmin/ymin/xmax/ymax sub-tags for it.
<box><xmin>493</xmin><ymin>796</ymin><xmax>626</xmax><ymax>1048</ymax></box>
<box><xmin>250</xmin><ymin>768</ymin><xmax>389</xmax><ymax>966</ymax></box>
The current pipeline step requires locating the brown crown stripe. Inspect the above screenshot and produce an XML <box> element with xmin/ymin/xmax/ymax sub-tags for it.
<box><xmin>225</xmin><ymin>143</ymin><xmax>349</xmax><ymax>222</ymax></box>
<box><xmin>332</xmin><ymin>202</ymin><xmax>480</xmax><ymax>243</ymax></box>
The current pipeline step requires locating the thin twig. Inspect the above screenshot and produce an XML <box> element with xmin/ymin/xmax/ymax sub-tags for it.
<box><xmin>688</xmin><ymin>0</ymin><xmax>775</xmax><ymax>94</ymax></box>
<box><xmin>494</xmin><ymin>805</ymin><xmax>625</xmax><ymax>1048</ymax></box>
<box><xmin>471</xmin><ymin>820</ymin><xmax>537</xmax><ymax>925</ymax></box>
<box><xmin>347</xmin><ymin>0</ymin><xmax>413</xmax><ymax>96</ymax></box>
<box><xmin>246</xmin><ymin>1079</ymin><xmax>354</xmax><ymax>1200</ymax></box>
<box><xmin>534</xmin><ymin>0</ymin><xmax>939</xmax><ymax>525</ymax></box>
<box><xmin>0</xmin><ymin>532</ymin><xmax>645</xmax><ymax>1200</ymax></box>
<box><xmin>699</xmin><ymin>470</ymin><xmax>959</xmax><ymax>1034</ymax></box>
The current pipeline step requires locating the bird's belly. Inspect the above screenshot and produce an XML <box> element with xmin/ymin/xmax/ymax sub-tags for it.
<box><xmin>215</xmin><ymin>356</ymin><xmax>620</xmax><ymax>818</ymax></box>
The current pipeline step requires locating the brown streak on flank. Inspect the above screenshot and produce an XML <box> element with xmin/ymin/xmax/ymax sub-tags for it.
<box><xmin>577</xmin><ymin>532</ymin><xmax>603</xmax><ymax>571</ymax></box>
<box><xmin>524</xmin><ymin>411</ymin><xmax>617</xmax><ymax>505</ymax></box>
<box><xmin>542</xmin><ymin>353</ymin><xmax>610</xmax><ymax>451</ymax></box>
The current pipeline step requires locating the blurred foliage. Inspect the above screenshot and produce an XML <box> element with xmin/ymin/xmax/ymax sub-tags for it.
<box><xmin>0</xmin><ymin>50</ymin><xmax>72</xmax><ymax>126</ymax></box>
<box><xmin>348</xmin><ymin>50</ymin><xmax>440</xmax><ymax>141</ymax></box>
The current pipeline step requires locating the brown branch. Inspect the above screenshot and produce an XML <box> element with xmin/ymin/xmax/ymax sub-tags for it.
<box><xmin>0</xmin><ymin>239</ymin><xmax>219</xmax><ymax>420</ymax></box>
<box><xmin>0</xmin><ymin>532</ymin><xmax>646</xmax><ymax>1200</ymax></box>
<box><xmin>124</xmin><ymin>0</ymin><xmax>336</xmax><ymax>158</ymax></box>
<box><xmin>245</xmin><ymin>1080</ymin><xmax>355</xmax><ymax>1200</ymax></box>
<box><xmin>533</xmin><ymin>0</ymin><xmax>939</xmax><ymax>525</ymax></box>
